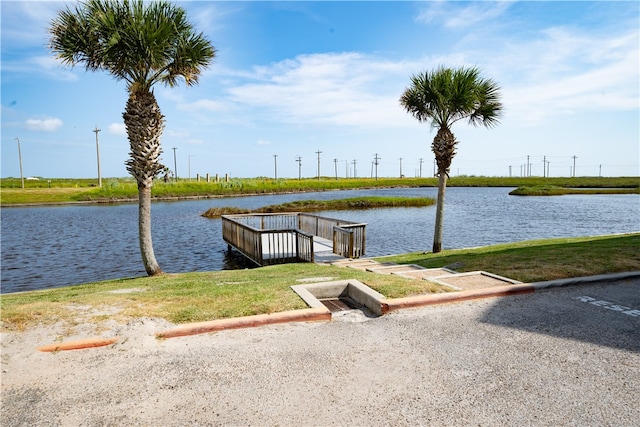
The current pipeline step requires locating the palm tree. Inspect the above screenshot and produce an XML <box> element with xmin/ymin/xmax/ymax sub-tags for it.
<box><xmin>400</xmin><ymin>66</ymin><xmax>502</xmax><ymax>253</ymax></box>
<box><xmin>50</xmin><ymin>0</ymin><xmax>216</xmax><ymax>275</ymax></box>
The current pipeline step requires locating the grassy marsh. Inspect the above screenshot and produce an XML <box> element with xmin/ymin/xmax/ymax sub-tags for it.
<box><xmin>2</xmin><ymin>176</ymin><xmax>638</xmax><ymax>205</ymax></box>
<box><xmin>202</xmin><ymin>196</ymin><xmax>435</xmax><ymax>218</ymax></box>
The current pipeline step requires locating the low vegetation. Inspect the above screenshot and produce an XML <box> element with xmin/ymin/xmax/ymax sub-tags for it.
<box><xmin>2</xmin><ymin>233</ymin><xmax>638</xmax><ymax>331</ymax></box>
<box><xmin>201</xmin><ymin>196</ymin><xmax>436</xmax><ymax>218</ymax></box>
<box><xmin>510</xmin><ymin>185</ymin><xmax>640</xmax><ymax>196</ymax></box>
<box><xmin>1</xmin><ymin>176</ymin><xmax>638</xmax><ymax>205</ymax></box>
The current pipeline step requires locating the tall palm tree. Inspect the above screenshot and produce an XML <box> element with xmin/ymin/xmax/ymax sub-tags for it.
<box><xmin>50</xmin><ymin>0</ymin><xmax>216</xmax><ymax>275</ymax></box>
<box><xmin>400</xmin><ymin>66</ymin><xmax>502</xmax><ymax>253</ymax></box>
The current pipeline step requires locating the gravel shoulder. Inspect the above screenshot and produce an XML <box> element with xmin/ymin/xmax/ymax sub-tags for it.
<box><xmin>2</xmin><ymin>278</ymin><xmax>639</xmax><ymax>426</ymax></box>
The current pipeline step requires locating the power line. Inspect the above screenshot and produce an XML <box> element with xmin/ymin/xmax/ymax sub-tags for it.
<box><xmin>295</xmin><ymin>156</ymin><xmax>302</xmax><ymax>180</ymax></box>
<box><xmin>93</xmin><ymin>126</ymin><xmax>102</xmax><ymax>187</ymax></box>
<box><xmin>172</xmin><ymin>147</ymin><xmax>178</xmax><ymax>181</ymax></box>
<box><xmin>15</xmin><ymin>137</ymin><xmax>24</xmax><ymax>189</ymax></box>
<box><xmin>315</xmin><ymin>150</ymin><xmax>322</xmax><ymax>180</ymax></box>
<box><xmin>373</xmin><ymin>153</ymin><xmax>381</xmax><ymax>180</ymax></box>
<box><xmin>273</xmin><ymin>154</ymin><xmax>278</xmax><ymax>180</ymax></box>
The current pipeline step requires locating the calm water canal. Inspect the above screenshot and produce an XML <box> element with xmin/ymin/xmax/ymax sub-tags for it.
<box><xmin>2</xmin><ymin>187</ymin><xmax>638</xmax><ymax>293</ymax></box>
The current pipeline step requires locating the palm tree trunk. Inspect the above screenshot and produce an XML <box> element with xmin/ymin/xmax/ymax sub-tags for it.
<box><xmin>433</xmin><ymin>171</ymin><xmax>447</xmax><ymax>253</ymax></box>
<box><xmin>124</xmin><ymin>90</ymin><xmax>165</xmax><ymax>276</ymax></box>
<box><xmin>138</xmin><ymin>179</ymin><xmax>161</xmax><ymax>275</ymax></box>
<box><xmin>431</xmin><ymin>127</ymin><xmax>457</xmax><ymax>253</ymax></box>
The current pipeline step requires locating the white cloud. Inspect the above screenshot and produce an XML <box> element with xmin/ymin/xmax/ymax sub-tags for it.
<box><xmin>227</xmin><ymin>52</ymin><xmax>427</xmax><ymax>128</ymax></box>
<box><xmin>166</xmin><ymin>129</ymin><xmax>190</xmax><ymax>139</ymax></box>
<box><xmin>221</xmin><ymin>21</ymin><xmax>637</xmax><ymax>132</ymax></box>
<box><xmin>493</xmin><ymin>28</ymin><xmax>639</xmax><ymax>125</ymax></box>
<box><xmin>108</xmin><ymin>123</ymin><xmax>126</xmax><ymax>136</ymax></box>
<box><xmin>417</xmin><ymin>1</ymin><xmax>514</xmax><ymax>29</ymax></box>
<box><xmin>0</xmin><ymin>1</ymin><xmax>59</xmax><ymax>47</ymax></box>
<box><xmin>25</xmin><ymin>117</ymin><xmax>63</xmax><ymax>132</ymax></box>
<box><xmin>257</xmin><ymin>140</ymin><xmax>271</xmax><ymax>145</ymax></box>
<box><xmin>180</xmin><ymin>98</ymin><xmax>228</xmax><ymax>112</ymax></box>
<box><xmin>1</xmin><ymin>54</ymin><xmax>78</xmax><ymax>81</ymax></box>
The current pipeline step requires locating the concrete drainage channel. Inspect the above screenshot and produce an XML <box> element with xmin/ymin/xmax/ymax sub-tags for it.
<box><xmin>290</xmin><ymin>279</ymin><xmax>385</xmax><ymax>321</ymax></box>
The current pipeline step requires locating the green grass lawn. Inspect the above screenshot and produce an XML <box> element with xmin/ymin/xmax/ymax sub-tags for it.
<box><xmin>378</xmin><ymin>233</ymin><xmax>640</xmax><ymax>283</ymax></box>
<box><xmin>2</xmin><ymin>233</ymin><xmax>638</xmax><ymax>332</ymax></box>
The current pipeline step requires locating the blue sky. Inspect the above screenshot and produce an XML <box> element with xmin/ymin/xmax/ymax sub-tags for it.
<box><xmin>2</xmin><ymin>1</ymin><xmax>639</xmax><ymax>179</ymax></box>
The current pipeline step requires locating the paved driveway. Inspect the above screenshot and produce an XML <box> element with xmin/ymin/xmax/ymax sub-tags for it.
<box><xmin>2</xmin><ymin>278</ymin><xmax>639</xmax><ymax>426</ymax></box>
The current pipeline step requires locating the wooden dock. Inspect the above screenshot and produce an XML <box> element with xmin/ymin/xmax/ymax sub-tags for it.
<box><xmin>222</xmin><ymin>212</ymin><xmax>366</xmax><ymax>266</ymax></box>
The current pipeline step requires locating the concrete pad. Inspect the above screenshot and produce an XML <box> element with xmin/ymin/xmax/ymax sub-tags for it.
<box><xmin>393</xmin><ymin>268</ymin><xmax>457</xmax><ymax>280</ymax></box>
<box><xmin>430</xmin><ymin>271</ymin><xmax>522</xmax><ymax>290</ymax></box>
<box><xmin>366</xmin><ymin>264</ymin><xmax>425</xmax><ymax>273</ymax></box>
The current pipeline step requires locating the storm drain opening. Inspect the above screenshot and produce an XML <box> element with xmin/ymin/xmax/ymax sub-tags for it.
<box><xmin>290</xmin><ymin>279</ymin><xmax>386</xmax><ymax>320</ymax></box>
<box><xmin>320</xmin><ymin>295</ymin><xmax>364</xmax><ymax>312</ymax></box>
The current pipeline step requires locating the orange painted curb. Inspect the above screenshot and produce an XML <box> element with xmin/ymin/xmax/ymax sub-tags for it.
<box><xmin>157</xmin><ymin>307</ymin><xmax>331</xmax><ymax>339</ymax></box>
<box><xmin>37</xmin><ymin>337</ymin><xmax>119</xmax><ymax>352</ymax></box>
<box><xmin>382</xmin><ymin>284</ymin><xmax>535</xmax><ymax>313</ymax></box>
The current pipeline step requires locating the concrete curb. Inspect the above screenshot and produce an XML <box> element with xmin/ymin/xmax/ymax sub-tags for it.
<box><xmin>381</xmin><ymin>283</ymin><xmax>535</xmax><ymax>314</ymax></box>
<box><xmin>382</xmin><ymin>271</ymin><xmax>640</xmax><ymax>313</ymax></box>
<box><xmin>156</xmin><ymin>307</ymin><xmax>331</xmax><ymax>339</ymax></box>
<box><xmin>37</xmin><ymin>337</ymin><xmax>119</xmax><ymax>352</ymax></box>
<box><xmin>529</xmin><ymin>271</ymin><xmax>640</xmax><ymax>290</ymax></box>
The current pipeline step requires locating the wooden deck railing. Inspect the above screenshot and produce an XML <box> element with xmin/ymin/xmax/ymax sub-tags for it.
<box><xmin>333</xmin><ymin>223</ymin><xmax>367</xmax><ymax>259</ymax></box>
<box><xmin>222</xmin><ymin>212</ymin><xmax>366</xmax><ymax>266</ymax></box>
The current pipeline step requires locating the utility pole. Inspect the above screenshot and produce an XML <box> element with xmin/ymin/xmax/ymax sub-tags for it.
<box><xmin>373</xmin><ymin>153</ymin><xmax>381</xmax><ymax>180</ymax></box>
<box><xmin>509</xmin><ymin>165</ymin><xmax>512</xmax><ymax>177</ymax></box>
<box><xmin>418</xmin><ymin>158</ymin><xmax>424</xmax><ymax>178</ymax></box>
<box><xmin>352</xmin><ymin>159</ymin><xmax>357</xmax><ymax>178</ymax></box>
<box><xmin>188</xmin><ymin>155</ymin><xmax>195</xmax><ymax>180</ymax></box>
<box><xmin>599</xmin><ymin>164</ymin><xmax>602</xmax><ymax>177</ymax></box>
<box><xmin>344</xmin><ymin>160</ymin><xmax>348</xmax><ymax>178</ymax></box>
<box><xmin>333</xmin><ymin>158</ymin><xmax>338</xmax><ymax>180</ymax></box>
<box><xmin>93</xmin><ymin>126</ymin><xmax>102</xmax><ymax>187</ymax></box>
<box><xmin>295</xmin><ymin>156</ymin><xmax>302</xmax><ymax>180</ymax></box>
<box><xmin>315</xmin><ymin>150</ymin><xmax>322</xmax><ymax>180</ymax></box>
<box><xmin>15</xmin><ymin>137</ymin><xmax>24</xmax><ymax>189</ymax></box>
<box><xmin>546</xmin><ymin>161</ymin><xmax>550</xmax><ymax>177</ymax></box>
<box><xmin>542</xmin><ymin>156</ymin><xmax>546</xmax><ymax>178</ymax></box>
<box><xmin>527</xmin><ymin>155</ymin><xmax>530</xmax><ymax>177</ymax></box>
<box><xmin>273</xmin><ymin>154</ymin><xmax>278</xmax><ymax>180</ymax></box>
<box><xmin>172</xmin><ymin>147</ymin><xmax>178</xmax><ymax>181</ymax></box>
<box><xmin>433</xmin><ymin>159</ymin><xmax>436</xmax><ymax>176</ymax></box>
<box><xmin>399</xmin><ymin>157</ymin><xmax>403</xmax><ymax>178</ymax></box>
<box><xmin>572</xmin><ymin>155</ymin><xmax>578</xmax><ymax>177</ymax></box>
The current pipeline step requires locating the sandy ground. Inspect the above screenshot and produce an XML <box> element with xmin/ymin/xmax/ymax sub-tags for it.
<box><xmin>2</xmin><ymin>279</ymin><xmax>639</xmax><ymax>426</ymax></box>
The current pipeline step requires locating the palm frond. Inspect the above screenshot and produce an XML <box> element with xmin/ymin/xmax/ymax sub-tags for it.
<box><xmin>49</xmin><ymin>0</ymin><xmax>216</xmax><ymax>92</ymax></box>
<box><xmin>399</xmin><ymin>65</ymin><xmax>503</xmax><ymax>130</ymax></box>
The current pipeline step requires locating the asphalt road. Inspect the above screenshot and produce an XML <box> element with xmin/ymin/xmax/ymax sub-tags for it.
<box><xmin>2</xmin><ymin>277</ymin><xmax>639</xmax><ymax>426</ymax></box>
